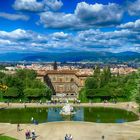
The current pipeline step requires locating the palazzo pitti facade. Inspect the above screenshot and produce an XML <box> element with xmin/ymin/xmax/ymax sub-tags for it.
<box><xmin>37</xmin><ymin>70</ymin><xmax>90</xmax><ymax>99</ymax></box>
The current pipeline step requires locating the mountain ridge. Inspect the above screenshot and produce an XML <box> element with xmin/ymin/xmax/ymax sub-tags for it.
<box><xmin>0</xmin><ymin>51</ymin><xmax>139</xmax><ymax>62</ymax></box>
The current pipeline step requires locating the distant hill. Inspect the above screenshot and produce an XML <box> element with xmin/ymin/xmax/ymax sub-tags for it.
<box><xmin>0</xmin><ymin>51</ymin><xmax>140</xmax><ymax>63</ymax></box>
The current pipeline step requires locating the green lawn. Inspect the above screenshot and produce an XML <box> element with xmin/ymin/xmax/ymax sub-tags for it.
<box><xmin>0</xmin><ymin>135</ymin><xmax>17</xmax><ymax>140</ymax></box>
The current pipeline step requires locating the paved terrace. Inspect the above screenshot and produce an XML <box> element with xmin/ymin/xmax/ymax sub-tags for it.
<box><xmin>0</xmin><ymin>102</ymin><xmax>140</xmax><ymax>140</ymax></box>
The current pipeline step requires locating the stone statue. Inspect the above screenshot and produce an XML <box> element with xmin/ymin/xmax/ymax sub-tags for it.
<box><xmin>60</xmin><ymin>101</ymin><xmax>75</xmax><ymax>115</ymax></box>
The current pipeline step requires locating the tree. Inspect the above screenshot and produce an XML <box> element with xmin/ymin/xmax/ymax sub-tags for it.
<box><xmin>0</xmin><ymin>65</ymin><xmax>6</xmax><ymax>70</ymax></box>
<box><xmin>85</xmin><ymin>77</ymin><xmax>98</xmax><ymax>89</ymax></box>
<box><xmin>93</xmin><ymin>65</ymin><xmax>100</xmax><ymax>78</ymax></box>
<box><xmin>80</xmin><ymin>66</ymin><xmax>138</xmax><ymax>102</ymax></box>
<box><xmin>0</xmin><ymin>71</ymin><xmax>5</xmax><ymax>79</ymax></box>
<box><xmin>4</xmin><ymin>87</ymin><xmax>20</xmax><ymax>98</ymax></box>
<box><xmin>2</xmin><ymin>75</ymin><xmax>23</xmax><ymax>95</ymax></box>
<box><xmin>31</xmin><ymin>79</ymin><xmax>47</xmax><ymax>89</ymax></box>
<box><xmin>134</xmin><ymin>70</ymin><xmax>140</xmax><ymax>108</ymax></box>
<box><xmin>16</xmin><ymin>69</ymin><xmax>37</xmax><ymax>80</ymax></box>
<box><xmin>23</xmin><ymin>87</ymin><xmax>52</xmax><ymax>99</ymax></box>
<box><xmin>0</xmin><ymin>69</ymin><xmax>52</xmax><ymax>101</ymax></box>
<box><xmin>53</xmin><ymin>61</ymin><xmax>57</xmax><ymax>70</ymax></box>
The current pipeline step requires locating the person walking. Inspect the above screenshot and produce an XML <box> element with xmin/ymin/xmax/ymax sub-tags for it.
<box><xmin>69</xmin><ymin>134</ymin><xmax>73</xmax><ymax>140</ymax></box>
<box><xmin>102</xmin><ymin>135</ymin><xmax>105</xmax><ymax>139</ymax></box>
<box><xmin>32</xmin><ymin>129</ymin><xmax>36</xmax><ymax>140</ymax></box>
<box><xmin>17</xmin><ymin>123</ymin><xmax>20</xmax><ymax>131</ymax></box>
<box><xmin>65</xmin><ymin>134</ymin><xmax>68</xmax><ymax>140</ymax></box>
<box><xmin>25</xmin><ymin>131</ymin><xmax>28</xmax><ymax>140</ymax></box>
<box><xmin>25</xmin><ymin>130</ymin><xmax>29</xmax><ymax>140</ymax></box>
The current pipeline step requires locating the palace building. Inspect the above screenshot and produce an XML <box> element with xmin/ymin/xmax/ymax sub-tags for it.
<box><xmin>37</xmin><ymin>69</ymin><xmax>91</xmax><ymax>100</ymax></box>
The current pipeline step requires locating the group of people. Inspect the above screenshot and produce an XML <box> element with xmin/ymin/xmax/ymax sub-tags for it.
<box><xmin>65</xmin><ymin>134</ymin><xmax>73</xmax><ymax>140</ymax></box>
<box><xmin>25</xmin><ymin>129</ymin><xmax>36</xmax><ymax>140</ymax></box>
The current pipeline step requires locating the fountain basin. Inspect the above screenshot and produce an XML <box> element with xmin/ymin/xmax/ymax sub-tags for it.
<box><xmin>0</xmin><ymin>107</ymin><xmax>139</xmax><ymax>124</ymax></box>
<box><xmin>60</xmin><ymin>104</ymin><xmax>75</xmax><ymax>115</ymax></box>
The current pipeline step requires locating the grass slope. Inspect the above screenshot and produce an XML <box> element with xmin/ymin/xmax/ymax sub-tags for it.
<box><xmin>0</xmin><ymin>135</ymin><xmax>17</xmax><ymax>140</ymax></box>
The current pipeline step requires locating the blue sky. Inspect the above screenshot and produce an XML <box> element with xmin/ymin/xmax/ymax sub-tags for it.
<box><xmin>0</xmin><ymin>0</ymin><xmax>140</xmax><ymax>53</ymax></box>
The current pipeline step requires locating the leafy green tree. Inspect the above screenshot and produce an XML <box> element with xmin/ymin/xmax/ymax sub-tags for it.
<box><xmin>16</xmin><ymin>69</ymin><xmax>37</xmax><ymax>80</ymax></box>
<box><xmin>80</xmin><ymin>66</ymin><xmax>138</xmax><ymax>102</ymax></box>
<box><xmin>31</xmin><ymin>79</ymin><xmax>47</xmax><ymax>89</ymax></box>
<box><xmin>2</xmin><ymin>75</ymin><xmax>23</xmax><ymax>95</ymax></box>
<box><xmin>85</xmin><ymin>77</ymin><xmax>98</xmax><ymax>89</ymax></box>
<box><xmin>0</xmin><ymin>71</ymin><xmax>5</xmax><ymax>79</ymax></box>
<box><xmin>23</xmin><ymin>87</ymin><xmax>52</xmax><ymax>99</ymax></box>
<box><xmin>133</xmin><ymin>70</ymin><xmax>140</xmax><ymax>108</ymax></box>
<box><xmin>103</xmin><ymin>66</ymin><xmax>111</xmax><ymax>82</ymax></box>
<box><xmin>0</xmin><ymin>65</ymin><xmax>6</xmax><ymax>70</ymax></box>
<box><xmin>94</xmin><ymin>65</ymin><xmax>100</xmax><ymax>77</ymax></box>
<box><xmin>4</xmin><ymin>87</ymin><xmax>20</xmax><ymax>98</ymax></box>
<box><xmin>0</xmin><ymin>69</ymin><xmax>52</xmax><ymax>101</ymax></box>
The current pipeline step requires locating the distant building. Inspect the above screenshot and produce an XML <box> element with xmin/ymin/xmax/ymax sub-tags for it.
<box><xmin>53</xmin><ymin>61</ymin><xmax>57</xmax><ymax>70</ymax></box>
<box><xmin>37</xmin><ymin>69</ymin><xmax>91</xmax><ymax>100</ymax></box>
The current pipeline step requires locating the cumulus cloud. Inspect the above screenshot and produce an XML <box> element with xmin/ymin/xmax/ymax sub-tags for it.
<box><xmin>75</xmin><ymin>2</ymin><xmax>123</xmax><ymax>26</ymax></box>
<box><xmin>13</xmin><ymin>0</ymin><xmax>43</xmax><ymax>12</ymax></box>
<box><xmin>0</xmin><ymin>29</ymin><xmax>35</xmax><ymax>40</ymax></box>
<box><xmin>127</xmin><ymin>0</ymin><xmax>140</xmax><ymax>16</ymax></box>
<box><xmin>118</xmin><ymin>19</ymin><xmax>140</xmax><ymax>30</ymax></box>
<box><xmin>51</xmin><ymin>32</ymin><xmax>69</xmax><ymax>39</ymax></box>
<box><xmin>0</xmin><ymin>28</ymin><xmax>139</xmax><ymax>52</ymax></box>
<box><xmin>0</xmin><ymin>29</ymin><xmax>72</xmax><ymax>52</ymax></box>
<box><xmin>44</xmin><ymin>0</ymin><xmax>63</xmax><ymax>11</ymax></box>
<box><xmin>38</xmin><ymin>2</ymin><xmax>123</xmax><ymax>30</ymax></box>
<box><xmin>39</xmin><ymin>12</ymin><xmax>79</xmax><ymax>29</ymax></box>
<box><xmin>0</xmin><ymin>12</ymin><xmax>29</xmax><ymax>21</ymax></box>
<box><xmin>13</xmin><ymin>0</ymin><xmax>63</xmax><ymax>12</ymax></box>
<box><xmin>75</xmin><ymin>28</ymin><xmax>140</xmax><ymax>52</ymax></box>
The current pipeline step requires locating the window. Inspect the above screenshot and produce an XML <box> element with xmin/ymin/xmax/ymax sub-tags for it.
<box><xmin>53</xmin><ymin>77</ymin><xmax>56</xmax><ymax>82</ymax></box>
<box><xmin>71</xmin><ymin>78</ymin><xmax>74</xmax><ymax>82</ymax></box>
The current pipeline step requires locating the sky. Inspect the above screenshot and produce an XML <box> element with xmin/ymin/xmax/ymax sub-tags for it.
<box><xmin>0</xmin><ymin>0</ymin><xmax>140</xmax><ymax>53</ymax></box>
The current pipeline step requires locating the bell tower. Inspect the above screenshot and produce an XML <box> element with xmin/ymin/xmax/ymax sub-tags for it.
<box><xmin>53</xmin><ymin>61</ymin><xmax>57</xmax><ymax>70</ymax></box>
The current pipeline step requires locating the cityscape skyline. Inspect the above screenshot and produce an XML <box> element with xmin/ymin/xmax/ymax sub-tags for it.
<box><xmin>0</xmin><ymin>0</ymin><xmax>140</xmax><ymax>53</ymax></box>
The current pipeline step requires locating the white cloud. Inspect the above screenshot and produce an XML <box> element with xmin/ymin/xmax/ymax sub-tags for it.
<box><xmin>0</xmin><ymin>12</ymin><xmax>29</xmax><ymax>21</ymax></box>
<box><xmin>13</xmin><ymin>0</ymin><xmax>63</xmax><ymax>12</ymax></box>
<box><xmin>39</xmin><ymin>12</ymin><xmax>78</xmax><ymax>29</ymax></box>
<box><xmin>39</xmin><ymin>2</ymin><xmax>123</xmax><ymax>30</ymax></box>
<box><xmin>75</xmin><ymin>2</ymin><xmax>123</xmax><ymax>25</ymax></box>
<box><xmin>118</xmin><ymin>19</ymin><xmax>140</xmax><ymax>30</ymax></box>
<box><xmin>0</xmin><ymin>28</ymin><xmax>139</xmax><ymax>53</ymax></box>
<box><xmin>0</xmin><ymin>39</ymin><xmax>12</xmax><ymax>45</ymax></box>
<box><xmin>44</xmin><ymin>0</ymin><xmax>63</xmax><ymax>11</ymax></box>
<box><xmin>13</xmin><ymin>0</ymin><xmax>43</xmax><ymax>12</ymax></box>
<box><xmin>76</xmin><ymin>29</ymin><xmax>140</xmax><ymax>52</ymax></box>
<box><xmin>127</xmin><ymin>0</ymin><xmax>140</xmax><ymax>16</ymax></box>
<box><xmin>0</xmin><ymin>29</ymin><xmax>35</xmax><ymax>40</ymax></box>
<box><xmin>51</xmin><ymin>32</ymin><xmax>69</xmax><ymax>39</ymax></box>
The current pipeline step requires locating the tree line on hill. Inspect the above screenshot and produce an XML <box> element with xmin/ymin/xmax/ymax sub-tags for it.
<box><xmin>79</xmin><ymin>66</ymin><xmax>139</xmax><ymax>103</ymax></box>
<box><xmin>0</xmin><ymin>69</ymin><xmax>52</xmax><ymax>102</ymax></box>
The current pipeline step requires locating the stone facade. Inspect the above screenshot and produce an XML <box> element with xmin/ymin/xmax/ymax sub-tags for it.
<box><xmin>37</xmin><ymin>70</ymin><xmax>90</xmax><ymax>99</ymax></box>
